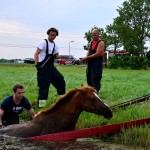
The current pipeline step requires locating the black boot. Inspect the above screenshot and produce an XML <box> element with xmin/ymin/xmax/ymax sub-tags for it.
<box><xmin>96</xmin><ymin>90</ymin><xmax>99</xmax><ymax>95</ymax></box>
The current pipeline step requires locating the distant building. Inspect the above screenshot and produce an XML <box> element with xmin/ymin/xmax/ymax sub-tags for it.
<box><xmin>24</xmin><ymin>58</ymin><xmax>35</xmax><ymax>64</ymax></box>
<box><xmin>14</xmin><ymin>59</ymin><xmax>24</xmax><ymax>63</ymax></box>
<box><xmin>106</xmin><ymin>50</ymin><xmax>129</xmax><ymax>59</ymax></box>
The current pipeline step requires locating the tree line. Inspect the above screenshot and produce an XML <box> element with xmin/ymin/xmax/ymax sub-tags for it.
<box><xmin>84</xmin><ymin>0</ymin><xmax>150</xmax><ymax>57</ymax></box>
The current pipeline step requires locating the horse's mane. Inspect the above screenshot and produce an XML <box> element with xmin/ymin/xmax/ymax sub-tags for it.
<box><xmin>38</xmin><ymin>85</ymin><xmax>96</xmax><ymax>114</ymax></box>
<box><xmin>81</xmin><ymin>85</ymin><xmax>95</xmax><ymax>92</ymax></box>
<box><xmin>39</xmin><ymin>88</ymin><xmax>79</xmax><ymax>114</ymax></box>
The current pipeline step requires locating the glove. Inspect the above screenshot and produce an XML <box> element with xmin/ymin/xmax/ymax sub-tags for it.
<box><xmin>35</xmin><ymin>64</ymin><xmax>42</xmax><ymax>70</ymax></box>
<box><xmin>0</xmin><ymin>125</ymin><xmax>5</xmax><ymax>129</ymax></box>
<box><xmin>53</xmin><ymin>54</ymin><xmax>57</xmax><ymax>59</ymax></box>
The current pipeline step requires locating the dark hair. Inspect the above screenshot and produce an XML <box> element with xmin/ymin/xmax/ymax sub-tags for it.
<box><xmin>13</xmin><ymin>84</ymin><xmax>24</xmax><ymax>92</ymax></box>
<box><xmin>47</xmin><ymin>27</ymin><xmax>59</xmax><ymax>36</ymax></box>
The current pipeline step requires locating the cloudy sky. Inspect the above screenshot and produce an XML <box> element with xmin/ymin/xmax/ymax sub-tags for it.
<box><xmin>0</xmin><ymin>0</ymin><xmax>126</xmax><ymax>59</ymax></box>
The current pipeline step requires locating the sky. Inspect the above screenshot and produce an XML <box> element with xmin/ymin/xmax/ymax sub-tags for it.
<box><xmin>0</xmin><ymin>0</ymin><xmax>129</xmax><ymax>59</ymax></box>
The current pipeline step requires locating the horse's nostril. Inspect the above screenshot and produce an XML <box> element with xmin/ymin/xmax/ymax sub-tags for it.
<box><xmin>107</xmin><ymin>111</ymin><xmax>113</xmax><ymax>119</ymax></box>
<box><xmin>109</xmin><ymin>114</ymin><xmax>113</xmax><ymax>119</ymax></box>
<box><xmin>102</xmin><ymin>110</ymin><xmax>113</xmax><ymax>119</ymax></box>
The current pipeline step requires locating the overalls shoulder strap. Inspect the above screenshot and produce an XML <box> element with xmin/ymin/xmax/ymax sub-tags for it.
<box><xmin>90</xmin><ymin>40</ymin><xmax>102</xmax><ymax>50</ymax></box>
<box><xmin>44</xmin><ymin>39</ymin><xmax>55</xmax><ymax>55</ymax></box>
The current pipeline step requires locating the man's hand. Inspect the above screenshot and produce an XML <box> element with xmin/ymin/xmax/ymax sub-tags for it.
<box><xmin>81</xmin><ymin>56</ymin><xmax>90</xmax><ymax>61</ymax></box>
<box><xmin>35</xmin><ymin>64</ymin><xmax>41</xmax><ymax>70</ymax></box>
<box><xmin>0</xmin><ymin>125</ymin><xmax>5</xmax><ymax>129</ymax></box>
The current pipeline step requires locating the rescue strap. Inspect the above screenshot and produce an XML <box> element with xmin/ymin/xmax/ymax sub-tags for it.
<box><xmin>26</xmin><ymin>117</ymin><xmax>150</xmax><ymax>141</ymax></box>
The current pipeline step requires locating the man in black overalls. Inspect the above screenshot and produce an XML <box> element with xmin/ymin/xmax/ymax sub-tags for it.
<box><xmin>34</xmin><ymin>27</ymin><xmax>66</xmax><ymax>108</ymax></box>
<box><xmin>82</xmin><ymin>29</ymin><xmax>105</xmax><ymax>95</ymax></box>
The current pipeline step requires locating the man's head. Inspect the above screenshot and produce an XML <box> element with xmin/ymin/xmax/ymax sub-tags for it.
<box><xmin>47</xmin><ymin>27</ymin><xmax>59</xmax><ymax>42</ymax></box>
<box><xmin>13</xmin><ymin>84</ymin><xmax>24</xmax><ymax>100</ymax></box>
<box><xmin>91</xmin><ymin>29</ymin><xmax>100</xmax><ymax>41</ymax></box>
<box><xmin>13</xmin><ymin>84</ymin><xmax>24</xmax><ymax>93</ymax></box>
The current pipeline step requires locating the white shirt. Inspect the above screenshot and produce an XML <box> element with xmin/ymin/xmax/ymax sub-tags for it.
<box><xmin>37</xmin><ymin>39</ymin><xmax>59</xmax><ymax>62</ymax></box>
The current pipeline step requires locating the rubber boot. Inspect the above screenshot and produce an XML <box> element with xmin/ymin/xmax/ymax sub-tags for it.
<box><xmin>59</xmin><ymin>95</ymin><xmax>65</xmax><ymax>97</ymax></box>
<box><xmin>38</xmin><ymin>100</ymin><xmax>47</xmax><ymax>108</ymax></box>
<box><xmin>96</xmin><ymin>90</ymin><xmax>99</xmax><ymax>96</ymax></box>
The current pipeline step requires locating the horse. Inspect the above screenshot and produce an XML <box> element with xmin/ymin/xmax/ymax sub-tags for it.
<box><xmin>0</xmin><ymin>84</ymin><xmax>113</xmax><ymax>138</ymax></box>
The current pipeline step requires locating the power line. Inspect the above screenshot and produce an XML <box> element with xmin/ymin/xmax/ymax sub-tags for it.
<box><xmin>0</xmin><ymin>43</ymin><xmax>85</xmax><ymax>50</ymax></box>
<box><xmin>0</xmin><ymin>43</ymin><xmax>35</xmax><ymax>48</ymax></box>
<box><xmin>0</xmin><ymin>30</ymin><xmax>85</xmax><ymax>38</ymax></box>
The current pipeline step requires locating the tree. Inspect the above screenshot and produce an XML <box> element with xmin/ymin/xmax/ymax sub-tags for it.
<box><xmin>106</xmin><ymin>23</ymin><xmax>122</xmax><ymax>53</ymax></box>
<box><xmin>114</xmin><ymin>0</ymin><xmax>150</xmax><ymax>55</ymax></box>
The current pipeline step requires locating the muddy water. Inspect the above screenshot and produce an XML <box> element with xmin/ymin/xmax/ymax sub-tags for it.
<box><xmin>0</xmin><ymin>136</ymin><xmax>146</xmax><ymax>150</ymax></box>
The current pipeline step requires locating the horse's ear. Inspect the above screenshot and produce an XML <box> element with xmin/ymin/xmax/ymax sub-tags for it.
<box><xmin>81</xmin><ymin>83</ymin><xmax>84</xmax><ymax>87</ymax></box>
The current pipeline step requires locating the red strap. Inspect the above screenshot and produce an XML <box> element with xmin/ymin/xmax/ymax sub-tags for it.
<box><xmin>26</xmin><ymin>117</ymin><xmax>150</xmax><ymax>141</ymax></box>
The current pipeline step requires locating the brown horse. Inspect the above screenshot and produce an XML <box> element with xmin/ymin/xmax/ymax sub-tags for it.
<box><xmin>0</xmin><ymin>85</ymin><xmax>113</xmax><ymax>138</ymax></box>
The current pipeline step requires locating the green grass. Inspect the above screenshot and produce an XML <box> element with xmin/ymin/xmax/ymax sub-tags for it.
<box><xmin>0</xmin><ymin>63</ymin><xmax>150</xmax><ymax>148</ymax></box>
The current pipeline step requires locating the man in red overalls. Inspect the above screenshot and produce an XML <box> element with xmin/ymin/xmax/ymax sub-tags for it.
<box><xmin>82</xmin><ymin>29</ymin><xmax>105</xmax><ymax>95</ymax></box>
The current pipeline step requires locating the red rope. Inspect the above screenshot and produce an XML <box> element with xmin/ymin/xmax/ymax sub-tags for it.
<box><xmin>26</xmin><ymin>117</ymin><xmax>150</xmax><ymax>141</ymax></box>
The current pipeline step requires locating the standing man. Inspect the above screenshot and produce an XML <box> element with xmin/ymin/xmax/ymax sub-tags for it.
<box><xmin>0</xmin><ymin>84</ymin><xmax>35</xmax><ymax>127</ymax></box>
<box><xmin>82</xmin><ymin>29</ymin><xmax>105</xmax><ymax>95</ymax></box>
<box><xmin>34</xmin><ymin>27</ymin><xmax>66</xmax><ymax>108</ymax></box>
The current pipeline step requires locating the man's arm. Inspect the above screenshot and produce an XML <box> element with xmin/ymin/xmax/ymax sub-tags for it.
<box><xmin>88</xmin><ymin>41</ymin><xmax>105</xmax><ymax>59</ymax></box>
<box><xmin>82</xmin><ymin>41</ymin><xmax>105</xmax><ymax>61</ymax></box>
<box><xmin>55</xmin><ymin>52</ymin><xmax>60</xmax><ymax>59</ymax></box>
<box><xmin>34</xmin><ymin>48</ymin><xmax>41</xmax><ymax>65</ymax></box>
<box><xmin>0</xmin><ymin>109</ymin><xmax>4</xmax><ymax>125</ymax></box>
<box><xmin>28</xmin><ymin>108</ymin><xmax>36</xmax><ymax>119</ymax></box>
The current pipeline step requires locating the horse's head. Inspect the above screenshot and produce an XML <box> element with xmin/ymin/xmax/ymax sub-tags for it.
<box><xmin>77</xmin><ymin>84</ymin><xmax>113</xmax><ymax>119</ymax></box>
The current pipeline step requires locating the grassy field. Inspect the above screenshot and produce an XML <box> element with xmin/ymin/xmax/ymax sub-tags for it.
<box><xmin>0</xmin><ymin>63</ymin><xmax>150</xmax><ymax>148</ymax></box>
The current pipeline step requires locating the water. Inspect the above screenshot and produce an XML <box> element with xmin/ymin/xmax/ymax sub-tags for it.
<box><xmin>0</xmin><ymin>136</ymin><xmax>145</xmax><ymax>150</ymax></box>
